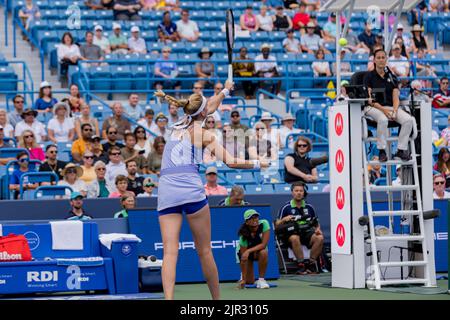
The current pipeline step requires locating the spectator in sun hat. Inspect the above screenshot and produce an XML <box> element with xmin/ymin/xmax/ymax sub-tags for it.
<box><xmin>58</xmin><ymin>163</ymin><xmax>88</xmax><ymax>198</ymax></box>
<box><xmin>195</xmin><ymin>47</ymin><xmax>215</xmax><ymax>89</ymax></box>
<box><xmin>204</xmin><ymin>166</ymin><xmax>228</xmax><ymax>196</ymax></box>
<box><xmin>109</xmin><ymin>22</ymin><xmax>128</xmax><ymax>54</ymax></box>
<box><xmin>14</xmin><ymin>108</ymin><xmax>46</xmax><ymax>143</ymax></box>
<box><xmin>66</xmin><ymin>192</ymin><xmax>93</xmax><ymax>221</ymax></box>
<box><xmin>255</xmin><ymin>43</ymin><xmax>282</xmax><ymax>97</ymax></box>
<box><xmin>137</xmin><ymin>177</ymin><xmax>157</xmax><ymax>197</ymax></box>
<box><xmin>301</xmin><ymin>22</ymin><xmax>327</xmax><ymax>54</ymax></box>
<box><xmin>128</xmin><ymin>26</ymin><xmax>147</xmax><ymax>54</ymax></box>
<box><xmin>411</xmin><ymin>24</ymin><xmax>435</xmax><ymax>54</ymax></box>
<box><xmin>34</xmin><ymin>81</ymin><xmax>58</xmax><ymax>114</ymax></box>
<box><xmin>93</xmin><ymin>24</ymin><xmax>111</xmax><ymax>54</ymax></box>
<box><xmin>152</xmin><ymin>112</ymin><xmax>171</xmax><ymax>141</ymax></box>
<box><xmin>280</xmin><ymin>113</ymin><xmax>303</xmax><ymax>149</ymax></box>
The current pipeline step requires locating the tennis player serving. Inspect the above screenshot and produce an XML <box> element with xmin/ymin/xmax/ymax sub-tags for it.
<box><xmin>154</xmin><ymin>80</ymin><xmax>268</xmax><ymax>300</ymax></box>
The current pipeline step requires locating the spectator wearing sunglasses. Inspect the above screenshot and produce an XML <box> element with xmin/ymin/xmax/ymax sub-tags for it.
<box><xmin>284</xmin><ymin>136</ymin><xmax>318</xmax><ymax>184</ymax></box>
<box><xmin>18</xmin><ymin>129</ymin><xmax>45</xmax><ymax>161</ymax></box>
<box><xmin>58</xmin><ymin>163</ymin><xmax>88</xmax><ymax>198</ymax></box>
<box><xmin>102</xmin><ymin>127</ymin><xmax>125</xmax><ymax>154</ymax></box>
<box><xmin>433</xmin><ymin>174</ymin><xmax>450</xmax><ymax>199</ymax></box>
<box><xmin>105</xmin><ymin>146</ymin><xmax>128</xmax><ymax>190</ymax></box>
<box><xmin>432</xmin><ymin>76</ymin><xmax>450</xmax><ymax>109</ymax></box>
<box><xmin>14</xmin><ymin>108</ymin><xmax>46</xmax><ymax>143</ymax></box>
<box><xmin>9</xmin><ymin>151</ymin><xmax>38</xmax><ymax>199</ymax></box>
<box><xmin>80</xmin><ymin>151</ymin><xmax>97</xmax><ymax>185</ymax></box>
<box><xmin>72</xmin><ymin>123</ymin><xmax>94</xmax><ymax>163</ymax></box>
<box><xmin>230</xmin><ymin>110</ymin><xmax>249</xmax><ymax>132</ymax></box>
<box><xmin>39</xmin><ymin>144</ymin><xmax>68</xmax><ymax>180</ymax></box>
<box><xmin>9</xmin><ymin>95</ymin><xmax>26</xmax><ymax>127</ymax></box>
<box><xmin>66</xmin><ymin>192</ymin><xmax>93</xmax><ymax>221</ymax></box>
<box><xmin>134</xmin><ymin>125</ymin><xmax>153</xmax><ymax>158</ymax></box>
<box><xmin>153</xmin><ymin>113</ymin><xmax>171</xmax><ymax>141</ymax></box>
<box><xmin>136</xmin><ymin>177</ymin><xmax>157</xmax><ymax>197</ymax></box>
<box><xmin>87</xmin><ymin>160</ymin><xmax>111</xmax><ymax>198</ymax></box>
<box><xmin>91</xmin><ymin>135</ymin><xmax>108</xmax><ymax>164</ymax></box>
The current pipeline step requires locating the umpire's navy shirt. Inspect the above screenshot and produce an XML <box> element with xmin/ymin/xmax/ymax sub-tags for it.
<box><xmin>278</xmin><ymin>199</ymin><xmax>316</xmax><ymax>222</ymax></box>
<box><xmin>363</xmin><ymin>68</ymin><xmax>399</xmax><ymax>107</ymax></box>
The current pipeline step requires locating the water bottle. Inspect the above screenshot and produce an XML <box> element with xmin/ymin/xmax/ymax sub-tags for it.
<box><xmin>400</xmin><ymin>217</ymin><xmax>410</xmax><ymax>234</ymax></box>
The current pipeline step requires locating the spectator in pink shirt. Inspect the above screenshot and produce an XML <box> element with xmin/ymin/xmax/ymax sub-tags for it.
<box><xmin>204</xmin><ymin>166</ymin><xmax>228</xmax><ymax>196</ymax></box>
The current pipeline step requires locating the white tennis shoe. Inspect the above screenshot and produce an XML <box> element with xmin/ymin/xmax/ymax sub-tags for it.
<box><xmin>255</xmin><ymin>279</ymin><xmax>270</xmax><ymax>289</ymax></box>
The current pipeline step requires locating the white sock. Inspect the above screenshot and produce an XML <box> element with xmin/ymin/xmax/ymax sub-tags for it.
<box><xmin>258</xmin><ymin>277</ymin><xmax>264</xmax><ymax>281</ymax></box>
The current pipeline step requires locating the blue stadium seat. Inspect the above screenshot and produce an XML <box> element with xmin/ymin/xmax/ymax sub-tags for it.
<box><xmin>308</xmin><ymin>183</ymin><xmax>329</xmax><ymax>193</ymax></box>
<box><xmin>112</xmin><ymin>65</ymin><xmax>133</xmax><ymax>92</ymax></box>
<box><xmin>245</xmin><ymin>184</ymin><xmax>274</xmax><ymax>194</ymax></box>
<box><xmin>226</xmin><ymin>172</ymin><xmax>255</xmax><ymax>184</ymax></box>
<box><xmin>131</xmin><ymin>65</ymin><xmax>152</xmax><ymax>91</ymax></box>
<box><xmin>0</xmin><ymin>66</ymin><xmax>18</xmax><ymax>92</ymax></box>
<box><xmin>317</xmin><ymin>171</ymin><xmax>330</xmax><ymax>183</ymax></box>
<box><xmin>274</xmin><ymin>184</ymin><xmax>292</xmax><ymax>194</ymax></box>
<box><xmin>88</xmin><ymin>65</ymin><xmax>112</xmax><ymax>92</ymax></box>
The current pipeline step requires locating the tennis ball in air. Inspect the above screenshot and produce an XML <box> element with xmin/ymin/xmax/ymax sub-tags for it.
<box><xmin>338</xmin><ymin>38</ymin><xmax>348</xmax><ymax>46</ymax></box>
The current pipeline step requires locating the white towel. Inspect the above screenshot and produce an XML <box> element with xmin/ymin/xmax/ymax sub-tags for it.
<box><xmin>99</xmin><ymin>233</ymin><xmax>141</xmax><ymax>250</ymax></box>
<box><xmin>50</xmin><ymin>221</ymin><xmax>84</xmax><ymax>250</ymax></box>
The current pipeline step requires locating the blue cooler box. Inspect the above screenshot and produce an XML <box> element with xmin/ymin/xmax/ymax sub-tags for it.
<box><xmin>101</xmin><ymin>239</ymin><xmax>139</xmax><ymax>294</ymax></box>
<box><xmin>138</xmin><ymin>258</ymin><xmax>163</xmax><ymax>293</ymax></box>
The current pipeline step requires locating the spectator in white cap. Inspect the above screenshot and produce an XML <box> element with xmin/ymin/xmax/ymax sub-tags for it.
<box><xmin>301</xmin><ymin>22</ymin><xmax>328</xmax><ymax>54</ymax></box>
<box><xmin>34</xmin><ymin>81</ymin><xmax>58</xmax><ymax>114</ymax></box>
<box><xmin>128</xmin><ymin>26</ymin><xmax>147</xmax><ymax>54</ymax></box>
<box><xmin>93</xmin><ymin>25</ymin><xmax>111</xmax><ymax>54</ymax></box>
<box><xmin>80</xmin><ymin>31</ymin><xmax>104</xmax><ymax>65</ymax></box>
<box><xmin>255</xmin><ymin>44</ymin><xmax>282</xmax><ymax>97</ymax></box>
<box><xmin>279</xmin><ymin>114</ymin><xmax>303</xmax><ymax>149</ymax></box>
<box><xmin>204</xmin><ymin>166</ymin><xmax>228</xmax><ymax>196</ymax></box>
<box><xmin>175</xmin><ymin>9</ymin><xmax>199</xmax><ymax>42</ymax></box>
<box><xmin>260</xmin><ymin>111</ymin><xmax>281</xmax><ymax>149</ymax></box>
<box><xmin>113</xmin><ymin>0</ymin><xmax>142</xmax><ymax>21</ymax></box>
<box><xmin>391</xmin><ymin>23</ymin><xmax>412</xmax><ymax>50</ymax></box>
<box><xmin>109</xmin><ymin>22</ymin><xmax>129</xmax><ymax>54</ymax></box>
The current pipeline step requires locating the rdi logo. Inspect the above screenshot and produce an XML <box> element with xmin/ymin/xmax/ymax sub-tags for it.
<box><xmin>335</xmin><ymin>113</ymin><xmax>343</xmax><ymax>136</ymax></box>
<box><xmin>335</xmin><ymin>149</ymin><xmax>344</xmax><ymax>173</ymax></box>
<box><xmin>27</xmin><ymin>271</ymin><xmax>58</xmax><ymax>282</ymax></box>
<box><xmin>336</xmin><ymin>187</ymin><xmax>345</xmax><ymax>210</ymax></box>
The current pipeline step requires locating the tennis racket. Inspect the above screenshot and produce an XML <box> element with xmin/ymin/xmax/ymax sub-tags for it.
<box><xmin>225</xmin><ymin>9</ymin><xmax>235</xmax><ymax>84</ymax></box>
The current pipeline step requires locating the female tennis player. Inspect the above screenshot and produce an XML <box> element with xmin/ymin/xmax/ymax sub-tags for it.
<box><xmin>154</xmin><ymin>80</ymin><xmax>268</xmax><ymax>300</ymax></box>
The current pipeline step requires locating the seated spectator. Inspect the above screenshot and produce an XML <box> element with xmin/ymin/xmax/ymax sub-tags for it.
<box><xmin>140</xmin><ymin>0</ymin><xmax>159</xmax><ymax>10</ymax></box>
<box><xmin>85</xmin><ymin>0</ymin><xmax>108</xmax><ymax>10</ymax></box>
<box><xmin>392</xmin><ymin>24</ymin><xmax>412</xmax><ymax>54</ymax></box>
<box><xmin>109</xmin><ymin>23</ymin><xmax>129</xmax><ymax>54</ymax></box>
<box><xmin>222</xmin><ymin>123</ymin><xmax>246</xmax><ymax>159</ymax></box>
<box><xmin>261</xmin><ymin>0</ymin><xmax>284</xmax><ymax>10</ymax></box>
<box><xmin>0</xmin><ymin>109</ymin><xmax>14</xmax><ymax>138</ymax></box>
<box><xmin>34</xmin><ymin>81</ymin><xmax>57</xmax><ymax>114</ymax></box>
<box><xmin>114</xmin><ymin>194</ymin><xmax>136</xmax><ymax>218</ymax></box>
<box><xmin>248</xmin><ymin>121</ymin><xmax>277</xmax><ymax>162</ymax></box>
<box><xmin>109</xmin><ymin>174</ymin><xmax>135</xmax><ymax>198</ymax></box>
<box><xmin>282</xmin><ymin>29</ymin><xmax>301</xmax><ymax>54</ymax></box>
<box><xmin>146</xmin><ymin>136</ymin><xmax>165</xmax><ymax>174</ymax></box>
<box><xmin>93</xmin><ymin>25</ymin><xmax>111</xmax><ymax>54</ymax></box>
<box><xmin>230</xmin><ymin>110</ymin><xmax>249</xmax><ymax>132</ymax></box>
<box><xmin>433</xmin><ymin>173</ymin><xmax>450</xmax><ymax>199</ymax></box>
<box><xmin>240</xmin><ymin>6</ymin><xmax>260</xmax><ymax>33</ymax></box>
<box><xmin>415</xmin><ymin>48</ymin><xmax>438</xmax><ymax>88</ymax></box>
<box><xmin>308</xmin><ymin>13</ymin><xmax>324</xmax><ymax>38</ymax></box>
<box><xmin>57</xmin><ymin>32</ymin><xmax>81</xmax><ymax>78</ymax></box>
<box><xmin>358</xmin><ymin>22</ymin><xmax>376</xmax><ymax>51</ymax></box>
<box><xmin>275</xmin><ymin>181</ymin><xmax>324</xmax><ymax>274</ymax></box>
<box><xmin>167</xmin><ymin>103</ymin><xmax>180</xmax><ymax>127</ymax></box>
<box><xmin>411</xmin><ymin>24</ymin><xmax>435</xmax><ymax>54</ymax></box>
<box><xmin>0</xmin><ymin>127</ymin><xmax>15</xmax><ymax>164</ymax></box>
<box><xmin>152</xmin><ymin>113</ymin><xmax>170</xmax><ymax>141</ymax></box>
<box><xmin>75</xmin><ymin>103</ymin><xmax>100</xmax><ymax>138</ymax></box>
<box><xmin>121</xmin><ymin>132</ymin><xmax>147</xmax><ymax>174</ymax></box>
<box><xmin>433</xmin><ymin>148</ymin><xmax>450</xmax><ymax>187</ymax></box>
<box><xmin>137</xmin><ymin>109</ymin><xmax>157</xmax><ymax>138</ymax></box>
<box><xmin>126</xmin><ymin>159</ymin><xmax>145</xmax><ymax>195</ymax></box>
<box><xmin>219</xmin><ymin>185</ymin><xmax>249</xmax><ymax>206</ymax></box>
<box><xmin>237</xmin><ymin>209</ymin><xmax>271</xmax><ymax>289</ymax></box>
<box><xmin>195</xmin><ymin>47</ymin><xmax>215</xmax><ymax>89</ymax></box>
<box><xmin>72</xmin><ymin>123</ymin><xmax>94</xmax><ymax>163</ymax></box>
<box><xmin>14</xmin><ymin>109</ymin><xmax>46</xmax><ymax>143</ymax></box>
<box><xmin>18</xmin><ymin>0</ymin><xmax>40</xmax><ymax>34</ymax></box>
<box><xmin>432</xmin><ymin>76</ymin><xmax>450</xmax><ymax>108</ymax></box>
<box><xmin>272</xmin><ymin>6</ymin><xmax>292</xmax><ymax>32</ymax></box>
<box><xmin>158</xmin><ymin>11</ymin><xmax>180</xmax><ymax>43</ymax></box>
<box><xmin>87</xmin><ymin>160</ymin><xmax>111</xmax><ymax>198</ymax></box>
<box><xmin>137</xmin><ymin>177</ymin><xmax>156</xmax><ymax>197</ymax></box>
<box><xmin>18</xmin><ymin>130</ymin><xmax>45</xmax><ymax>161</ymax></box>
<box><xmin>312</xmin><ymin>49</ymin><xmax>332</xmax><ymax>81</ymax></box>
<box><xmin>134</xmin><ymin>125</ymin><xmax>153</xmax><ymax>157</ymax></box>
<box><xmin>284</xmin><ymin>0</ymin><xmax>299</xmax><ymax>8</ymax></box>
<box><xmin>407</xmin><ymin>80</ymin><xmax>431</xmax><ymax>103</ymax></box>
<box><xmin>204</xmin><ymin>166</ymin><xmax>228</xmax><ymax>196</ymax></box>
<box><xmin>255</xmin><ymin>44</ymin><xmax>281</xmax><ymax>97</ymax></box>
<box><xmin>429</xmin><ymin>0</ymin><xmax>449</xmax><ymax>11</ymax></box>
<box><xmin>176</xmin><ymin>9</ymin><xmax>199</xmax><ymax>42</ymax></box>
<box><xmin>332</xmin><ymin>49</ymin><xmax>352</xmax><ymax>77</ymax></box>
<box><xmin>113</xmin><ymin>0</ymin><xmax>142</xmax><ymax>21</ymax></box>
<box><xmin>284</xmin><ymin>136</ymin><xmax>318</xmax><ymax>184</ymax></box>
<box><xmin>80</xmin><ymin>31</ymin><xmax>104</xmax><ymax>65</ymax></box>
<box><xmin>128</xmin><ymin>26</ymin><xmax>147</xmax><ymax>54</ymax></box>
<box><xmin>345</xmin><ymin>26</ymin><xmax>370</xmax><ymax>54</ymax></box>
<box><xmin>388</xmin><ymin>44</ymin><xmax>410</xmax><ymax>79</ymax></box>
<box><xmin>66</xmin><ymin>192</ymin><xmax>93</xmax><ymax>221</ymax></box>
<box><xmin>154</xmin><ymin>46</ymin><xmax>181</xmax><ymax>93</ymax></box>
<box><xmin>322</xmin><ymin>13</ymin><xmax>337</xmax><ymax>43</ymax></box>
<box><xmin>9</xmin><ymin>151</ymin><xmax>38</xmax><ymax>199</ymax></box>
<box><xmin>203</xmin><ymin>115</ymin><xmax>221</xmax><ymax>163</ymax></box>
<box><xmin>105</xmin><ymin>146</ymin><xmax>128</xmax><ymax>189</ymax></box>
<box><xmin>102</xmin><ymin>127</ymin><xmax>125</xmax><ymax>153</ymax></box>
<box><xmin>67</xmin><ymin>84</ymin><xmax>85</xmax><ymax>115</ymax></box>
<box><xmin>39</xmin><ymin>144</ymin><xmax>67</xmax><ymax>180</ymax></box>
<box><xmin>292</xmin><ymin>2</ymin><xmax>309</xmax><ymax>34</ymax></box>
<box><xmin>80</xmin><ymin>151</ymin><xmax>97</xmax><ymax>185</ymax></box>
<box><xmin>58</xmin><ymin>163</ymin><xmax>88</xmax><ymax>198</ymax></box>
<box><xmin>260</xmin><ymin>112</ymin><xmax>281</xmax><ymax>150</ymax></box>
<box><xmin>124</xmin><ymin>93</ymin><xmax>144</xmax><ymax>121</ymax></box>
<box><xmin>301</xmin><ymin>22</ymin><xmax>327</xmax><ymax>54</ymax></box>
<box><xmin>392</xmin><ymin>165</ymin><xmax>402</xmax><ymax>186</ymax></box>
<box><xmin>9</xmin><ymin>95</ymin><xmax>26</xmax><ymax>128</ymax></box>
<box><xmin>233</xmin><ymin>47</ymin><xmax>256</xmax><ymax>99</ymax></box>
<box><xmin>257</xmin><ymin>6</ymin><xmax>273</xmax><ymax>32</ymax></box>
<box><xmin>279</xmin><ymin>114</ymin><xmax>303</xmax><ymax>149</ymax></box>
<box><xmin>101</xmin><ymin>102</ymin><xmax>131</xmax><ymax>140</ymax></box>
<box><xmin>47</xmin><ymin>102</ymin><xmax>75</xmax><ymax>143</ymax></box>
<box><xmin>368</xmin><ymin>155</ymin><xmax>386</xmax><ymax>184</ymax></box>
<box><xmin>91</xmin><ymin>135</ymin><xmax>108</xmax><ymax>163</ymax></box>
<box><xmin>337</xmin><ymin>80</ymin><xmax>350</xmax><ymax>101</ymax></box>
<box><xmin>159</xmin><ymin>0</ymin><xmax>180</xmax><ymax>11</ymax></box>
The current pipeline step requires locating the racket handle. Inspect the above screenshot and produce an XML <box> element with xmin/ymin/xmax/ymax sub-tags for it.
<box><xmin>227</xmin><ymin>64</ymin><xmax>233</xmax><ymax>83</ymax></box>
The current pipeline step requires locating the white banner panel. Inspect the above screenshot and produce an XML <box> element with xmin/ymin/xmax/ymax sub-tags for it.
<box><xmin>329</xmin><ymin>104</ymin><xmax>352</xmax><ymax>254</ymax></box>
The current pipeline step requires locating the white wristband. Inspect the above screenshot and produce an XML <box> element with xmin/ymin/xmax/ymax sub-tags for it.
<box><xmin>221</xmin><ymin>88</ymin><xmax>230</xmax><ymax>98</ymax></box>
<box><xmin>252</xmin><ymin>160</ymin><xmax>260</xmax><ymax>169</ymax></box>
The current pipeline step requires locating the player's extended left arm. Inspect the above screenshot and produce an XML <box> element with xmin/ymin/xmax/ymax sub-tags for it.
<box><xmin>205</xmin><ymin>80</ymin><xmax>234</xmax><ymax>114</ymax></box>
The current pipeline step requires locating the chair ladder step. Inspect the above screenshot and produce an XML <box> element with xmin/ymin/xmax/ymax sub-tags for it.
<box><xmin>371</xmin><ymin>210</ymin><xmax>421</xmax><ymax>217</ymax></box>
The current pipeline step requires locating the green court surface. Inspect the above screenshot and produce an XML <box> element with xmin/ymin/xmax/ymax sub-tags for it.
<box><xmin>173</xmin><ymin>275</ymin><xmax>450</xmax><ymax>300</ymax></box>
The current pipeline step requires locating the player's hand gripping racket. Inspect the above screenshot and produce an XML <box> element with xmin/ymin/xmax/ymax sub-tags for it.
<box><xmin>225</xmin><ymin>9</ymin><xmax>235</xmax><ymax>84</ymax></box>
